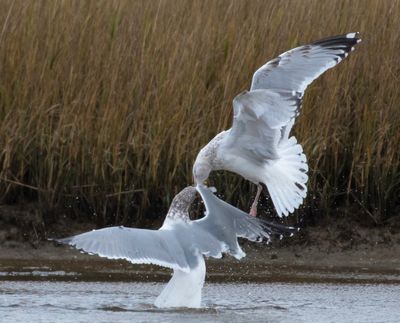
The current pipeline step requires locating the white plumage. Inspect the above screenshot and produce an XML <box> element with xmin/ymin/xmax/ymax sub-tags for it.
<box><xmin>56</xmin><ymin>185</ymin><xmax>295</xmax><ymax>308</ymax></box>
<box><xmin>193</xmin><ymin>33</ymin><xmax>361</xmax><ymax>217</ymax></box>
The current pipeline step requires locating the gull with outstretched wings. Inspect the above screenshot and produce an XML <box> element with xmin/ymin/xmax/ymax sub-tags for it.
<box><xmin>193</xmin><ymin>33</ymin><xmax>361</xmax><ymax>217</ymax></box>
<box><xmin>55</xmin><ymin>185</ymin><xmax>295</xmax><ymax>308</ymax></box>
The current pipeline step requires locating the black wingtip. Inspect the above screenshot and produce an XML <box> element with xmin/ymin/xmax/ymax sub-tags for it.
<box><xmin>312</xmin><ymin>33</ymin><xmax>361</xmax><ymax>54</ymax></box>
<box><xmin>260</xmin><ymin>218</ymin><xmax>300</xmax><ymax>236</ymax></box>
<box><xmin>309</xmin><ymin>32</ymin><xmax>361</xmax><ymax>63</ymax></box>
<box><xmin>312</xmin><ymin>32</ymin><xmax>361</xmax><ymax>46</ymax></box>
<box><xmin>48</xmin><ymin>237</ymin><xmax>73</xmax><ymax>245</ymax></box>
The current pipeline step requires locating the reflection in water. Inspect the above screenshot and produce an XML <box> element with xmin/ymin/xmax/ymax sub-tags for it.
<box><xmin>1</xmin><ymin>281</ymin><xmax>399</xmax><ymax>322</ymax></box>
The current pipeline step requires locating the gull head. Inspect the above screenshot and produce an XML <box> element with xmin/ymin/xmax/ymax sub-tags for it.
<box><xmin>165</xmin><ymin>186</ymin><xmax>198</xmax><ymax>224</ymax></box>
<box><xmin>172</xmin><ymin>186</ymin><xmax>198</xmax><ymax>205</ymax></box>
<box><xmin>193</xmin><ymin>160</ymin><xmax>211</xmax><ymax>185</ymax></box>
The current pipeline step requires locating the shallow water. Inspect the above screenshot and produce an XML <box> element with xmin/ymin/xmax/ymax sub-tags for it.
<box><xmin>1</xmin><ymin>281</ymin><xmax>399</xmax><ymax>323</ymax></box>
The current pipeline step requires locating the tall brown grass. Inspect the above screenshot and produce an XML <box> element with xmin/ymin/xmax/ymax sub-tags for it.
<box><xmin>0</xmin><ymin>0</ymin><xmax>399</xmax><ymax>226</ymax></box>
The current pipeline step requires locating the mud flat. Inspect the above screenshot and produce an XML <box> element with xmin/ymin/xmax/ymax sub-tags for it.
<box><xmin>1</xmin><ymin>240</ymin><xmax>399</xmax><ymax>284</ymax></box>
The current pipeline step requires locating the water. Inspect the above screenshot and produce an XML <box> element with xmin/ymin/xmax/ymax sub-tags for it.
<box><xmin>1</xmin><ymin>281</ymin><xmax>399</xmax><ymax>323</ymax></box>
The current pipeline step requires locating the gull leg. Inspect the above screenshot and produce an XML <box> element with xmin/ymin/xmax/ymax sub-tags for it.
<box><xmin>249</xmin><ymin>184</ymin><xmax>263</xmax><ymax>217</ymax></box>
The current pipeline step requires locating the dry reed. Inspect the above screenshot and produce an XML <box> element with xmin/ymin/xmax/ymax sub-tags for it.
<box><xmin>0</xmin><ymin>0</ymin><xmax>399</xmax><ymax>226</ymax></box>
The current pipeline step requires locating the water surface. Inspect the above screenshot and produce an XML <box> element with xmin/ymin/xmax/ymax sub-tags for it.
<box><xmin>1</xmin><ymin>281</ymin><xmax>399</xmax><ymax>323</ymax></box>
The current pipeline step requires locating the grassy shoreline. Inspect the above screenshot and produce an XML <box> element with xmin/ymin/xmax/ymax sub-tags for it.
<box><xmin>0</xmin><ymin>1</ymin><xmax>399</xmax><ymax>228</ymax></box>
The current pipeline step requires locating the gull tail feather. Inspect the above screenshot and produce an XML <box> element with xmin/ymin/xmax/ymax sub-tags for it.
<box><xmin>263</xmin><ymin>136</ymin><xmax>308</xmax><ymax>217</ymax></box>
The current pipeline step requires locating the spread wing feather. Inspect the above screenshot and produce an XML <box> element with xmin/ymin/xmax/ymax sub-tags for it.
<box><xmin>195</xmin><ymin>185</ymin><xmax>297</xmax><ymax>258</ymax></box>
<box><xmin>251</xmin><ymin>33</ymin><xmax>361</xmax><ymax>93</ymax></box>
<box><xmin>56</xmin><ymin>227</ymin><xmax>191</xmax><ymax>272</ymax></box>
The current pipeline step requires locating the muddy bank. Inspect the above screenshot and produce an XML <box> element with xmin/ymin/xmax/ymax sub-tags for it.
<box><xmin>1</xmin><ymin>238</ymin><xmax>400</xmax><ymax>284</ymax></box>
<box><xmin>1</xmin><ymin>203</ymin><xmax>399</xmax><ymax>284</ymax></box>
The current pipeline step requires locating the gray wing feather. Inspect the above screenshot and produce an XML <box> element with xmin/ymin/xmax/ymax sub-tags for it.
<box><xmin>57</xmin><ymin>226</ymin><xmax>191</xmax><ymax>272</ymax></box>
<box><xmin>56</xmin><ymin>186</ymin><xmax>298</xmax><ymax>269</ymax></box>
<box><xmin>195</xmin><ymin>185</ymin><xmax>287</xmax><ymax>259</ymax></box>
<box><xmin>223</xmin><ymin>33</ymin><xmax>360</xmax><ymax>162</ymax></box>
<box><xmin>251</xmin><ymin>33</ymin><xmax>361</xmax><ymax>92</ymax></box>
<box><xmin>223</xmin><ymin>89</ymin><xmax>302</xmax><ymax>160</ymax></box>
<box><xmin>251</xmin><ymin>33</ymin><xmax>361</xmax><ymax>93</ymax></box>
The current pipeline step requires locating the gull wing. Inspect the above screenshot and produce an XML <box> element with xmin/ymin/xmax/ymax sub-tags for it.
<box><xmin>222</xmin><ymin>89</ymin><xmax>302</xmax><ymax>161</ymax></box>
<box><xmin>223</xmin><ymin>33</ymin><xmax>361</xmax><ymax>162</ymax></box>
<box><xmin>194</xmin><ymin>185</ymin><xmax>297</xmax><ymax>259</ymax></box>
<box><xmin>56</xmin><ymin>186</ymin><xmax>298</xmax><ymax>269</ymax></box>
<box><xmin>251</xmin><ymin>33</ymin><xmax>361</xmax><ymax>93</ymax></box>
<box><xmin>56</xmin><ymin>226</ymin><xmax>191</xmax><ymax>272</ymax></box>
<box><xmin>250</xmin><ymin>33</ymin><xmax>361</xmax><ymax>137</ymax></box>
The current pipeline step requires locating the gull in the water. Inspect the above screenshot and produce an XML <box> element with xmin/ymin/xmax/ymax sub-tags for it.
<box><xmin>193</xmin><ymin>33</ymin><xmax>361</xmax><ymax>217</ymax></box>
<box><xmin>56</xmin><ymin>185</ymin><xmax>295</xmax><ymax>308</ymax></box>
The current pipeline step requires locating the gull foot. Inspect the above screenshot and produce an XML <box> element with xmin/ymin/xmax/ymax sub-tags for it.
<box><xmin>249</xmin><ymin>206</ymin><xmax>257</xmax><ymax>217</ymax></box>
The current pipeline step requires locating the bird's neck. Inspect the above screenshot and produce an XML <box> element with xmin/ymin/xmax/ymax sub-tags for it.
<box><xmin>166</xmin><ymin>203</ymin><xmax>190</xmax><ymax>223</ymax></box>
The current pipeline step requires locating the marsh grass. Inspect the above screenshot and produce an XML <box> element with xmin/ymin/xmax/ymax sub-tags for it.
<box><xmin>0</xmin><ymin>0</ymin><xmax>399</xmax><ymax>227</ymax></box>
